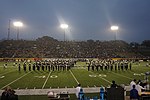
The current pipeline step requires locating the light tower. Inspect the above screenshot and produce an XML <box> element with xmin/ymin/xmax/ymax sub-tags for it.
<box><xmin>60</xmin><ymin>24</ymin><xmax>68</xmax><ymax>41</ymax></box>
<box><xmin>13</xmin><ymin>21</ymin><xmax>23</xmax><ymax>40</ymax></box>
<box><xmin>111</xmin><ymin>25</ymin><xmax>119</xmax><ymax>40</ymax></box>
<box><xmin>7</xmin><ymin>19</ymin><xmax>11</xmax><ymax>40</ymax></box>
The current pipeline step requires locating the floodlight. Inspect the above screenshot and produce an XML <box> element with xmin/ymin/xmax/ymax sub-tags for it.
<box><xmin>60</xmin><ymin>24</ymin><xmax>69</xmax><ymax>41</ymax></box>
<box><xmin>111</xmin><ymin>25</ymin><xmax>119</xmax><ymax>40</ymax></box>
<box><xmin>111</xmin><ymin>26</ymin><xmax>119</xmax><ymax>31</ymax></box>
<box><xmin>13</xmin><ymin>21</ymin><xmax>23</xmax><ymax>27</ymax></box>
<box><xmin>60</xmin><ymin>24</ymin><xmax>68</xmax><ymax>29</ymax></box>
<box><xmin>13</xmin><ymin>21</ymin><xmax>23</xmax><ymax>40</ymax></box>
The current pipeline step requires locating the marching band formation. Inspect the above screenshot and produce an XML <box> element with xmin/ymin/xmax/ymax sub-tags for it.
<box><xmin>15</xmin><ymin>59</ymin><xmax>134</xmax><ymax>72</ymax></box>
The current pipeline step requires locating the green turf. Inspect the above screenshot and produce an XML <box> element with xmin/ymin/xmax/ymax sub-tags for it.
<box><xmin>71</xmin><ymin>69</ymin><xmax>110</xmax><ymax>87</ymax></box>
<box><xmin>45</xmin><ymin>70</ymin><xmax>77</xmax><ymax>88</ymax></box>
<box><xmin>10</xmin><ymin>71</ymin><xmax>49</xmax><ymax>89</ymax></box>
<box><xmin>0</xmin><ymin>61</ymin><xmax>150</xmax><ymax>89</ymax></box>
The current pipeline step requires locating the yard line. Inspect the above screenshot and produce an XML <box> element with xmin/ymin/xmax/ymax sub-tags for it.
<box><xmin>0</xmin><ymin>69</ymin><xmax>17</xmax><ymax>76</ymax></box>
<box><xmin>1</xmin><ymin>71</ymin><xmax>31</xmax><ymax>89</ymax></box>
<box><xmin>88</xmin><ymin>71</ymin><xmax>111</xmax><ymax>84</ymax></box>
<box><xmin>128</xmin><ymin>71</ymin><xmax>141</xmax><ymax>75</ymax></box>
<box><xmin>111</xmin><ymin>71</ymin><xmax>132</xmax><ymax>80</ymax></box>
<box><xmin>69</xmin><ymin>70</ymin><xmax>79</xmax><ymax>84</ymax></box>
<box><xmin>128</xmin><ymin>71</ymin><xmax>136</xmax><ymax>74</ymax></box>
<box><xmin>42</xmin><ymin>71</ymin><xmax>52</xmax><ymax>89</ymax></box>
<box><xmin>99</xmin><ymin>77</ymin><xmax>112</xmax><ymax>84</ymax></box>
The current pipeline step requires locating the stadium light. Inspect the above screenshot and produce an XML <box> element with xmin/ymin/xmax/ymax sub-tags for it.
<box><xmin>13</xmin><ymin>21</ymin><xmax>23</xmax><ymax>27</ymax></box>
<box><xmin>111</xmin><ymin>26</ymin><xmax>119</xmax><ymax>31</ymax></box>
<box><xmin>111</xmin><ymin>25</ymin><xmax>119</xmax><ymax>40</ymax></box>
<box><xmin>13</xmin><ymin>21</ymin><xmax>23</xmax><ymax>40</ymax></box>
<box><xmin>60</xmin><ymin>24</ymin><xmax>68</xmax><ymax>41</ymax></box>
<box><xmin>60</xmin><ymin>24</ymin><xmax>68</xmax><ymax>29</ymax></box>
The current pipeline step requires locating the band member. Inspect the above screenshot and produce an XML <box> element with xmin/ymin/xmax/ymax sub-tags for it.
<box><xmin>23</xmin><ymin>63</ymin><xmax>27</xmax><ymax>72</ymax></box>
<box><xmin>29</xmin><ymin>63</ymin><xmax>31</xmax><ymax>71</ymax></box>
<box><xmin>18</xmin><ymin>63</ymin><xmax>21</xmax><ymax>72</ymax></box>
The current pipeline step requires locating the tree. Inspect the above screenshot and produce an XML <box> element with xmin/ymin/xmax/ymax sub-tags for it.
<box><xmin>141</xmin><ymin>40</ymin><xmax>150</xmax><ymax>47</ymax></box>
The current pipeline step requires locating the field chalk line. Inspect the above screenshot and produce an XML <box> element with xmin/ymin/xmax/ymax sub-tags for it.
<box><xmin>69</xmin><ymin>70</ymin><xmax>79</xmax><ymax>84</ymax></box>
<box><xmin>1</xmin><ymin>71</ymin><xmax>31</xmax><ymax>89</ymax></box>
<box><xmin>0</xmin><ymin>70</ymin><xmax>17</xmax><ymax>76</ymax></box>
<box><xmin>88</xmin><ymin>71</ymin><xmax>111</xmax><ymax>84</ymax></box>
<box><xmin>42</xmin><ymin>71</ymin><xmax>52</xmax><ymax>89</ymax></box>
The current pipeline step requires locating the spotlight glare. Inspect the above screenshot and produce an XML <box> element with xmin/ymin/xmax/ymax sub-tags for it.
<box><xmin>13</xmin><ymin>21</ymin><xmax>23</xmax><ymax>27</ymax></box>
<box><xmin>60</xmin><ymin>24</ymin><xmax>68</xmax><ymax>29</ymax></box>
<box><xmin>111</xmin><ymin>26</ymin><xmax>119</xmax><ymax>30</ymax></box>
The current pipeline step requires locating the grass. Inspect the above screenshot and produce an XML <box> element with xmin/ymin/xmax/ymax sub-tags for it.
<box><xmin>45</xmin><ymin>71</ymin><xmax>77</xmax><ymax>88</ymax></box>
<box><xmin>0</xmin><ymin>61</ymin><xmax>150</xmax><ymax>90</ymax></box>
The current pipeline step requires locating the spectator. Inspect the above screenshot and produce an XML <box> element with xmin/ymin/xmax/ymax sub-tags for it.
<box><xmin>130</xmin><ymin>85</ymin><xmax>139</xmax><ymax>100</ymax></box>
<box><xmin>76</xmin><ymin>84</ymin><xmax>82</xmax><ymax>99</ymax></box>
<box><xmin>9</xmin><ymin>90</ymin><xmax>18</xmax><ymax>100</ymax></box>
<box><xmin>136</xmin><ymin>80</ymin><xmax>145</xmax><ymax>95</ymax></box>
<box><xmin>0</xmin><ymin>39</ymin><xmax>144</xmax><ymax>58</ymax></box>
<box><xmin>1</xmin><ymin>87</ymin><xmax>9</xmax><ymax>100</ymax></box>
<box><xmin>111</xmin><ymin>80</ymin><xmax>118</xmax><ymax>88</ymax></box>
<box><xmin>78</xmin><ymin>88</ymin><xmax>84</xmax><ymax>100</ymax></box>
<box><xmin>130</xmin><ymin>79</ymin><xmax>136</xmax><ymax>90</ymax></box>
<box><xmin>1</xmin><ymin>86</ymin><xmax>18</xmax><ymax>100</ymax></box>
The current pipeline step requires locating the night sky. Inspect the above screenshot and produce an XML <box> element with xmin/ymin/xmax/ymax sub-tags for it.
<box><xmin>0</xmin><ymin>0</ymin><xmax>150</xmax><ymax>43</ymax></box>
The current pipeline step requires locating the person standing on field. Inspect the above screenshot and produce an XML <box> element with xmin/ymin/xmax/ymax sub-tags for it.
<box><xmin>76</xmin><ymin>84</ymin><xmax>82</xmax><ymax>99</ymax></box>
<box><xmin>130</xmin><ymin>79</ymin><xmax>137</xmax><ymax>90</ymax></box>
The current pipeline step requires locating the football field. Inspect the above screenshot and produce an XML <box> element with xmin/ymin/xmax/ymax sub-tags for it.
<box><xmin>0</xmin><ymin>61</ymin><xmax>150</xmax><ymax>90</ymax></box>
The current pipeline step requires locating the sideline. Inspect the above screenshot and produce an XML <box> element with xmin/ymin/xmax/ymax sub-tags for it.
<box><xmin>0</xmin><ymin>86</ymin><xmax>131</xmax><ymax>95</ymax></box>
<box><xmin>0</xmin><ymin>87</ymin><xmax>101</xmax><ymax>95</ymax></box>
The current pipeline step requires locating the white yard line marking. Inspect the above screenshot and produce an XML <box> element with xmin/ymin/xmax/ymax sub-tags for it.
<box><xmin>100</xmin><ymin>77</ymin><xmax>111</xmax><ymax>84</ymax></box>
<box><xmin>88</xmin><ymin>71</ymin><xmax>111</xmax><ymax>84</ymax></box>
<box><xmin>1</xmin><ymin>71</ymin><xmax>31</xmax><ymax>89</ymax></box>
<box><xmin>111</xmin><ymin>72</ymin><xmax>132</xmax><ymax>80</ymax></box>
<box><xmin>128</xmin><ymin>71</ymin><xmax>136</xmax><ymax>74</ymax></box>
<box><xmin>0</xmin><ymin>70</ymin><xmax>16</xmax><ymax>76</ymax></box>
<box><xmin>42</xmin><ymin>71</ymin><xmax>52</xmax><ymax>89</ymax></box>
<box><xmin>129</xmin><ymin>70</ymin><xmax>147</xmax><ymax>74</ymax></box>
<box><xmin>69</xmin><ymin>70</ymin><xmax>79</xmax><ymax>84</ymax></box>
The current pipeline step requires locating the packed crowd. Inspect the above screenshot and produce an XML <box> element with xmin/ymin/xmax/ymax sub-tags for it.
<box><xmin>0</xmin><ymin>36</ymin><xmax>144</xmax><ymax>58</ymax></box>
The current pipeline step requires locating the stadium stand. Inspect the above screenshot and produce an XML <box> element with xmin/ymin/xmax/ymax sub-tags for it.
<box><xmin>0</xmin><ymin>36</ymin><xmax>148</xmax><ymax>58</ymax></box>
